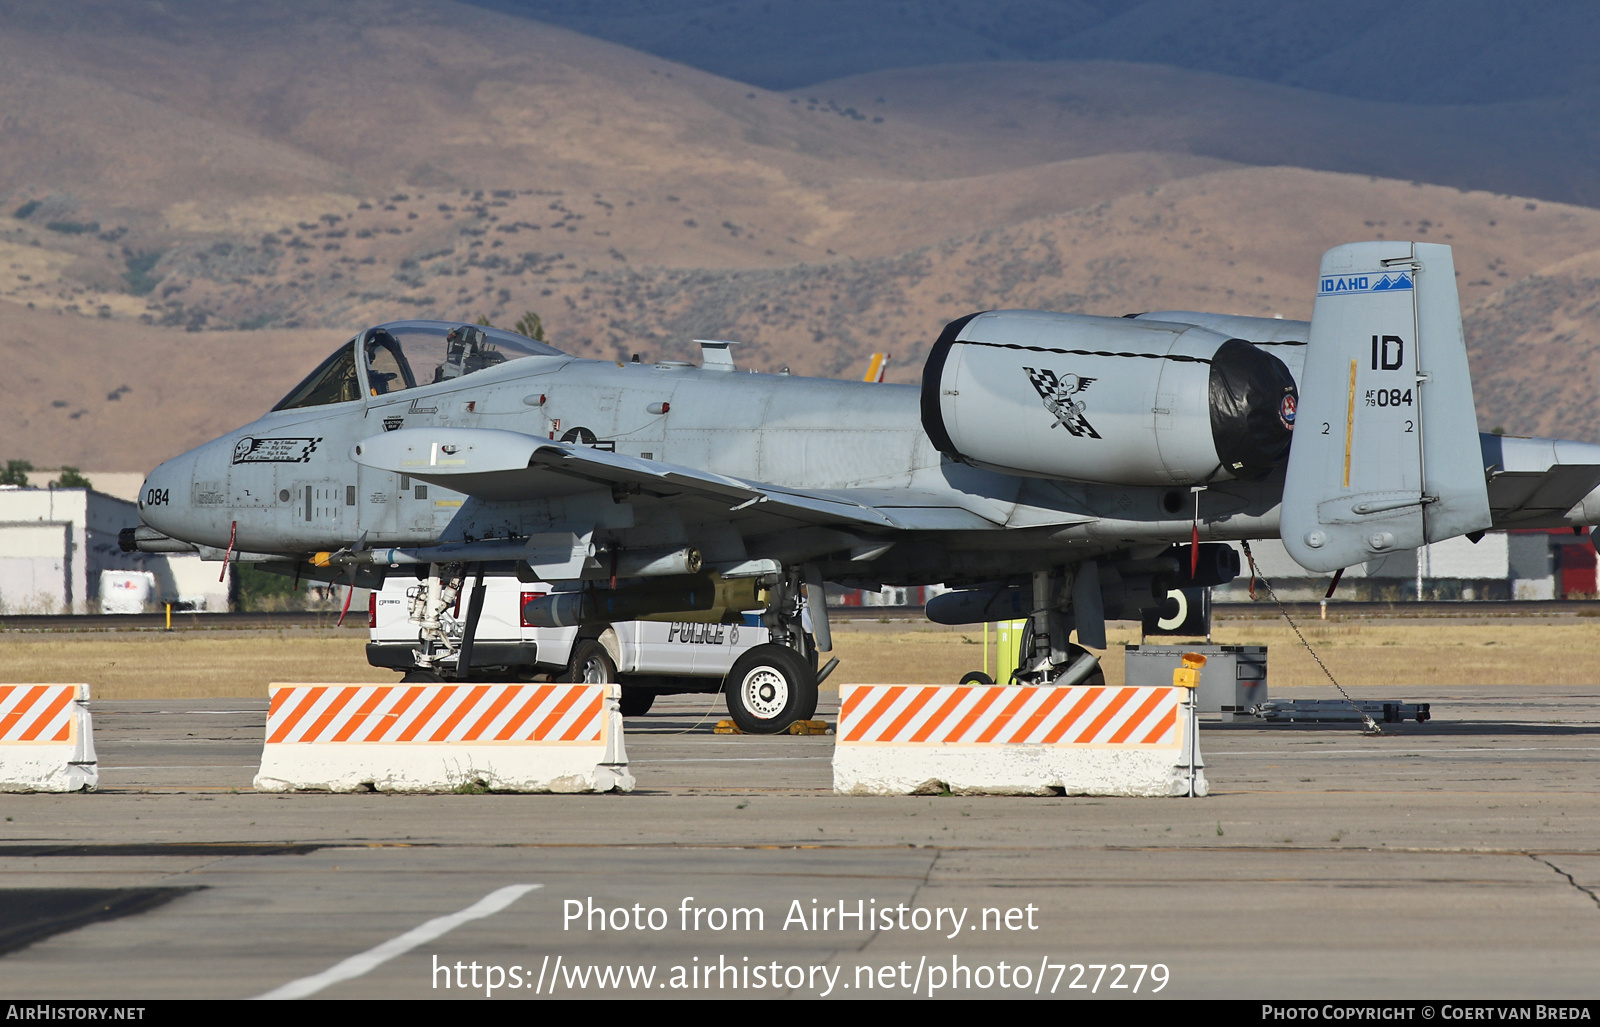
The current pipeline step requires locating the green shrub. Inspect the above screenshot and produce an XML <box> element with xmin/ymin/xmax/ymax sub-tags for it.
<box><xmin>0</xmin><ymin>460</ymin><xmax>32</xmax><ymax>487</ymax></box>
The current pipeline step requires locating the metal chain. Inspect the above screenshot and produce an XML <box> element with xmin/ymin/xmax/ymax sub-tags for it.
<box><xmin>1240</xmin><ymin>541</ymin><xmax>1382</xmax><ymax>735</ymax></box>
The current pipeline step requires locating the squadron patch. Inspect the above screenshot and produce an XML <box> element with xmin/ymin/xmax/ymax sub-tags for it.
<box><xmin>231</xmin><ymin>436</ymin><xmax>321</xmax><ymax>464</ymax></box>
<box><xmin>1024</xmin><ymin>368</ymin><xmax>1101</xmax><ymax>439</ymax></box>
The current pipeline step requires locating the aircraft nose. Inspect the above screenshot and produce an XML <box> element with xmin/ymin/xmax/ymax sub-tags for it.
<box><xmin>137</xmin><ymin>453</ymin><xmax>192</xmax><ymax>537</ymax></box>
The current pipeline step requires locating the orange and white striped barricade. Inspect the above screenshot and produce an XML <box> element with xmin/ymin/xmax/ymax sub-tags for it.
<box><xmin>833</xmin><ymin>683</ymin><xmax>1206</xmax><ymax>797</ymax></box>
<box><xmin>253</xmin><ymin>682</ymin><xmax>633</xmax><ymax>793</ymax></box>
<box><xmin>0</xmin><ymin>684</ymin><xmax>98</xmax><ymax>792</ymax></box>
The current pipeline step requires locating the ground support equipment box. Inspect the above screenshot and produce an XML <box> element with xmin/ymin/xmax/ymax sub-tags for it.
<box><xmin>1124</xmin><ymin>644</ymin><xmax>1265</xmax><ymax>721</ymax></box>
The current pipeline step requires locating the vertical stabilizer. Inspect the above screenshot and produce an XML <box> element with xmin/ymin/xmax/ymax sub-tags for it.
<box><xmin>1281</xmin><ymin>242</ymin><xmax>1490</xmax><ymax>572</ymax></box>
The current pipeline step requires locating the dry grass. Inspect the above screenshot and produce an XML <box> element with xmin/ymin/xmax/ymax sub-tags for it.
<box><xmin>0</xmin><ymin>631</ymin><xmax>390</xmax><ymax>699</ymax></box>
<box><xmin>1196</xmin><ymin>621</ymin><xmax>1600</xmax><ymax>690</ymax></box>
<box><xmin>4</xmin><ymin>620</ymin><xmax>1600</xmax><ymax>698</ymax></box>
<box><xmin>829</xmin><ymin>620</ymin><xmax>1600</xmax><ymax>690</ymax></box>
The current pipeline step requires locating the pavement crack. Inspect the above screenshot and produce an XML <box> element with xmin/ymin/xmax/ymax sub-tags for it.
<box><xmin>1530</xmin><ymin>854</ymin><xmax>1600</xmax><ymax>910</ymax></box>
<box><xmin>851</xmin><ymin>846</ymin><xmax>940</xmax><ymax>956</ymax></box>
<box><xmin>913</xmin><ymin>847</ymin><xmax>941</xmax><ymax>896</ymax></box>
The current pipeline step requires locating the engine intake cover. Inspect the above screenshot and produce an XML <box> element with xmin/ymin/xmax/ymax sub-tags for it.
<box><xmin>921</xmin><ymin>310</ymin><xmax>1296</xmax><ymax>486</ymax></box>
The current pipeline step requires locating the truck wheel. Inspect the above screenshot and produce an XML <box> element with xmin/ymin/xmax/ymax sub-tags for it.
<box><xmin>723</xmin><ymin>644</ymin><xmax>817</xmax><ymax>734</ymax></box>
<box><xmin>618</xmin><ymin>688</ymin><xmax>656</xmax><ymax>717</ymax></box>
<box><xmin>564</xmin><ymin>640</ymin><xmax>617</xmax><ymax>684</ymax></box>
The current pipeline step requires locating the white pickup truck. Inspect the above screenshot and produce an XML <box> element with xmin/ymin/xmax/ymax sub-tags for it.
<box><xmin>366</xmin><ymin>575</ymin><xmax>813</xmax><ymax>726</ymax></box>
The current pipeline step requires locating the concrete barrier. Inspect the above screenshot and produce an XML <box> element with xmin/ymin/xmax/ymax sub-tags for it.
<box><xmin>254</xmin><ymin>682</ymin><xmax>634</xmax><ymax>793</ymax></box>
<box><xmin>833</xmin><ymin>683</ymin><xmax>1206</xmax><ymax>797</ymax></box>
<box><xmin>0</xmin><ymin>684</ymin><xmax>98</xmax><ymax>792</ymax></box>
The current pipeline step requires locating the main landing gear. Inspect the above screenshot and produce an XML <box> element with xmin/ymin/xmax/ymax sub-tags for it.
<box><xmin>722</xmin><ymin>569</ymin><xmax>822</xmax><ymax>734</ymax></box>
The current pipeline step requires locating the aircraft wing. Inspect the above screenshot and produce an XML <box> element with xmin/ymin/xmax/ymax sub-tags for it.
<box><xmin>353</xmin><ymin>427</ymin><xmax>1000</xmax><ymax>532</ymax></box>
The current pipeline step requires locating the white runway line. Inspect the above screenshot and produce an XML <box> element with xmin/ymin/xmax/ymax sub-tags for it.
<box><xmin>1217</xmin><ymin>745</ymin><xmax>1600</xmax><ymax>755</ymax></box>
<box><xmin>100</xmin><ymin>765</ymin><xmax>250</xmax><ymax>769</ymax></box>
<box><xmin>255</xmin><ymin>883</ymin><xmax>541</xmax><ymax>1000</ymax></box>
<box><xmin>633</xmin><ymin>755</ymin><xmax>832</xmax><ymax>764</ymax></box>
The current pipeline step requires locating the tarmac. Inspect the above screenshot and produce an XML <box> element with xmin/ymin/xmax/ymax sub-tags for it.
<box><xmin>0</xmin><ymin>684</ymin><xmax>1597</xmax><ymax>1000</ymax></box>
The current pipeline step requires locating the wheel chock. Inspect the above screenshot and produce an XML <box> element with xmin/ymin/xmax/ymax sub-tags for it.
<box><xmin>713</xmin><ymin>719</ymin><xmax>832</xmax><ymax>735</ymax></box>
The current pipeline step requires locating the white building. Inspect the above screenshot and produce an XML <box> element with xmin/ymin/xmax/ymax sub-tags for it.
<box><xmin>0</xmin><ymin>486</ymin><xmax>230</xmax><ymax>614</ymax></box>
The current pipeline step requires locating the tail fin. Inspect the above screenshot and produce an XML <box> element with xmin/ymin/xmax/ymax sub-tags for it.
<box><xmin>1281</xmin><ymin>242</ymin><xmax>1490</xmax><ymax>572</ymax></box>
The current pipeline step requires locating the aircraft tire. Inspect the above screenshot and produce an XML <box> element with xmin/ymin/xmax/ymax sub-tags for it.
<box><xmin>1064</xmin><ymin>643</ymin><xmax>1107</xmax><ymax>686</ymax></box>
<box><xmin>723</xmin><ymin>643</ymin><xmax>817</xmax><ymax>734</ymax></box>
<box><xmin>618</xmin><ymin>687</ymin><xmax>656</xmax><ymax>717</ymax></box>
<box><xmin>563</xmin><ymin>640</ymin><xmax>617</xmax><ymax>684</ymax></box>
<box><xmin>959</xmin><ymin>671</ymin><xmax>994</xmax><ymax>685</ymax></box>
<box><xmin>400</xmin><ymin>668</ymin><xmax>442</xmax><ymax>683</ymax></box>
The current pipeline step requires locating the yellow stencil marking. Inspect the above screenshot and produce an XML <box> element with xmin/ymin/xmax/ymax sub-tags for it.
<box><xmin>1343</xmin><ymin>358</ymin><xmax>1357</xmax><ymax>488</ymax></box>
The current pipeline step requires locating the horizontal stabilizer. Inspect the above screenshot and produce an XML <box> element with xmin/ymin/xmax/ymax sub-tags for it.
<box><xmin>1481</xmin><ymin>432</ymin><xmax>1600</xmax><ymax>528</ymax></box>
<box><xmin>1486</xmin><ymin>467</ymin><xmax>1600</xmax><ymax>527</ymax></box>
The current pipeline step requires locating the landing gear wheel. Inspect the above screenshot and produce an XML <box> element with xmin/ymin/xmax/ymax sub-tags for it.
<box><xmin>723</xmin><ymin>643</ymin><xmax>817</xmax><ymax>734</ymax></box>
<box><xmin>1014</xmin><ymin>622</ymin><xmax>1107</xmax><ymax>686</ymax></box>
<box><xmin>618</xmin><ymin>687</ymin><xmax>656</xmax><ymax>717</ymax></box>
<box><xmin>1063</xmin><ymin>643</ymin><xmax>1106</xmax><ymax>686</ymax></box>
<box><xmin>563</xmin><ymin>640</ymin><xmax>616</xmax><ymax>684</ymax></box>
<box><xmin>959</xmin><ymin>671</ymin><xmax>995</xmax><ymax>685</ymax></box>
<box><xmin>401</xmin><ymin>668</ymin><xmax>442</xmax><ymax>683</ymax></box>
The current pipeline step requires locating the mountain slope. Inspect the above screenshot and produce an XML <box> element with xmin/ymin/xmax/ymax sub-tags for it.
<box><xmin>2</xmin><ymin>0</ymin><xmax>1600</xmax><ymax>470</ymax></box>
<box><xmin>808</xmin><ymin>60</ymin><xmax>1600</xmax><ymax>208</ymax></box>
<box><xmin>468</xmin><ymin>0</ymin><xmax>1600</xmax><ymax>103</ymax></box>
<box><xmin>9</xmin><ymin>165</ymin><xmax>1599</xmax><ymax>470</ymax></box>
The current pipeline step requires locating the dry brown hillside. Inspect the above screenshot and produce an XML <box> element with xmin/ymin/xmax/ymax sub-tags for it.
<box><xmin>0</xmin><ymin>306</ymin><xmax>342</xmax><ymax>471</ymax></box>
<box><xmin>1463</xmin><ymin>249</ymin><xmax>1600</xmax><ymax>442</ymax></box>
<box><xmin>2</xmin><ymin>0</ymin><xmax>1599</xmax><ymax>471</ymax></box>
<box><xmin>538</xmin><ymin>168</ymin><xmax>1600</xmax><ymax>375</ymax></box>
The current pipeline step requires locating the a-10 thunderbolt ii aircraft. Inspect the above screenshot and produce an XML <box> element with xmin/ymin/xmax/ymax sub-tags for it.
<box><xmin>123</xmin><ymin>242</ymin><xmax>1600</xmax><ymax>731</ymax></box>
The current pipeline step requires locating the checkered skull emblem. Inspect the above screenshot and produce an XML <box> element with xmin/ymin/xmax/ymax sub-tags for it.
<box><xmin>1024</xmin><ymin>367</ymin><xmax>1101</xmax><ymax>439</ymax></box>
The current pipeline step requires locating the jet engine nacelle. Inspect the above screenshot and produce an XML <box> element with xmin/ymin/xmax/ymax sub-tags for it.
<box><xmin>921</xmin><ymin>310</ymin><xmax>1299</xmax><ymax>486</ymax></box>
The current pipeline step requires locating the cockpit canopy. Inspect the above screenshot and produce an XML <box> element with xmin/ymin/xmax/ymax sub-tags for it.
<box><xmin>273</xmin><ymin>320</ymin><xmax>564</xmax><ymax>411</ymax></box>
